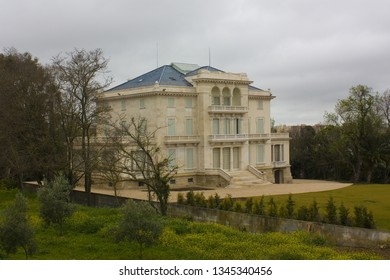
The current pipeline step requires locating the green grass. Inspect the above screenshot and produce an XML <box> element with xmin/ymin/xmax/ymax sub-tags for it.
<box><xmin>252</xmin><ymin>184</ymin><xmax>390</xmax><ymax>231</ymax></box>
<box><xmin>0</xmin><ymin>187</ymin><xmax>387</xmax><ymax>260</ymax></box>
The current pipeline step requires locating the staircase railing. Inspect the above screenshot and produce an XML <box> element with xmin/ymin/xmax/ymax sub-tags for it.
<box><xmin>247</xmin><ymin>165</ymin><xmax>265</xmax><ymax>180</ymax></box>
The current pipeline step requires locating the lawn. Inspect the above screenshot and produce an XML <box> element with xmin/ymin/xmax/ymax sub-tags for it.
<box><xmin>0</xmin><ymin>186</ymin><xmax>387</xmax><ymax>260</ymax></box>
<box><xmin>255</xmin><ymin>184</ymin><xmax>390</xmax><ymax>231</ymax></box>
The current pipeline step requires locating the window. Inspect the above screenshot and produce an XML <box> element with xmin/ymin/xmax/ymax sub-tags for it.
<box><xmin>131</xmin><ymin>150</ymin><xmax>147</xmax><ymax>171</ymax></box>
<box><xmin>168</xmin><ymin>149</ymin><xmax>176</xmax><ymax>168</ymax></box>
<box><xmin>185</xmin><ymin>118</ymin><xmax>193</xmax><ymax>136</ymax></box>
<box><xmin>121</xmin><ymin>100</ymin><xmax>126</xmax><ymax>111</ymax></box>
<box><xmin>167</xmin><ymin>118</ymin><xmax>175</xmax><ymax>136</ymax></box>
<box><xmin>213</xmin><ymin>96</ymin><xmax>220</xmax><ymax>105</ymax></box>
<box><xmin>256</xmin><ymin>118</ymin><xmax>265</xmax><ymax>134</ymax></box>
<box><xmin>256</xmin><ymin>144</ymin><xmax>265</xmax><ymax>163</ymax></box>
<box><xmin>140</xmin><ymin>98</ymin><xmax>145</xmax><ymax>109</ymax></box>
<box><xmin>224</xmin><ymin>118</ymin><xmax>231</xmax><ymax>134</ymax></box>
<box><xmin>257</xmin><ymin>100</ymin><xmax>264</xmax><ymax>110</ymax></box>
<box><xmin>186</xmin><ymin>148</ymin><xmax>194</xmax><ymax>169</ymax></box>
<box><xmin>140</xmin><ymin>118</ymin><xmax>147</xmax><ymax>134</ymax></box>
<box><xmin>212</xmin><ymin>118</ymin><xmax>220</xmax><ymax>134</ymax></box>
<box><xmin>185</xmin><ymin>97</ymin><xmax>193</xmax><ymax>108</ymax></box>
<box><xmin>121</xmin><ymin>120</ymin><xmax>127</xmax><ymax>135</ymax></box>
<box><xmin>272</xmin><ymin>144</ymin><xmax>284</xmax><ymax>162</ymax></box>
<box><xmin>234</xmin><ymin>118</ymin><xmax>241</xmax><ymax>134</ymax></box>
<box><xmin>168</xmin><ymin>97</ymin><xmax>175</xmax><ymax>108</ymax></box>
<box><xmin>223</xmin><ymin>96</ymin><xmax>230</xmax><ymax>106</ymax></box>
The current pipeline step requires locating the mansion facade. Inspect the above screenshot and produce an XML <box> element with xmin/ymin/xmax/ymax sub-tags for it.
<box><xmin>99</xmin><ymin>63</ymin><xmax>292</xmax><ymax>187</ymax></box>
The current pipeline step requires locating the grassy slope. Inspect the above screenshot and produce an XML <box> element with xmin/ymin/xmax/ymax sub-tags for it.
<box><xmin>0</xmin><ymin>187</ymin><xmax>386</xmax><ymax>260</ymax></box>
<box><xmin>253</xmin><ymin>184</ymin><xmax>390</xmax><ymax>231</ymax></box>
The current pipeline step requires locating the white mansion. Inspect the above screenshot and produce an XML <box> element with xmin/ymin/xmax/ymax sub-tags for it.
<box><xmin>99</xmin><ymin>63</ymin><xmax>292</xmax><ymax>187</ymax></box>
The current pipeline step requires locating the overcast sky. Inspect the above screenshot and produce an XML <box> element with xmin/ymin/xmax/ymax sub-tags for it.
<box><xmin>1</xmin><ymin>0</ymin><xmax>390</xmax><ymax>125</ymax></box>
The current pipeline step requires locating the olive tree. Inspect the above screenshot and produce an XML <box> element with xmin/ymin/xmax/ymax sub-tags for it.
<box><xmin>116</xmin><ymin>200</ymin><xmax>164</xmax><ymax>259</ymax></box>
<box><xmin>0</xmin><ymin>193</ymin><xmax>36</xmax><ymax>259</ymax></box>
<box><xmin>38</xmin><ymin>175</ymin><xmax>75</xmax><ymax>235</ymax></box>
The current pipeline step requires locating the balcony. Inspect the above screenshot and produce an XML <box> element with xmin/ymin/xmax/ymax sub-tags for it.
<box><xmin>164</xmin><ymin>135</ymin><xmax>200</xmax><ymax>145</ymax></box>
<box><xmin>208</xmin><ymin>105</ymin><xmax>248</xmax><ymax>113</ymax></box>
<box><xmin>272</xmin><ymin>161</ymin><xmax>288</xmax><ymax>168</ymax></box>
<box><xmin>271</xmin><ymin>133</ymin><xmax>290</xmax><ymax>140</ymax></box>
<box><xmin>208</xmin><ymin>134</ymin><xmax>248</xmax><ymax>143</ymax></box>
<box><xmin>248</xmin><ymin>133</ymin><xmax>290</xmax><ymax>141</ymax></box>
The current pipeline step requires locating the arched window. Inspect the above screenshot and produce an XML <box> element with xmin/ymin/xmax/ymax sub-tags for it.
<box><xmin>222</xmin><ymin>87</ymin><xmax>230</xmax><ymax>106</ymax></box>
<box><xmin>233</xmin><ymin>88</ymin><xmax>241</xmax><ymax>106</ymax></box>
<box><xmin>211</xmin><ymin>86</ymin><xmax>220</xmax><ymax>105</ymax></box>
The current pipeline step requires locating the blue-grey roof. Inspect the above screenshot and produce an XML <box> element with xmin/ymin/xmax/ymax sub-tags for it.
<box><xmin>185</xmin><ymin>65</ymin><xmax>223</xmax><ymax>76</ymax></box>
<box><xmin>107</xmin><ymin>65</ymin><xmax>193</xmax><ymax>92</ymax></box>
<box><xmin>107</xmin><ymin>63</ymin><xmax>260</xmax><ymax>92</ymax></box>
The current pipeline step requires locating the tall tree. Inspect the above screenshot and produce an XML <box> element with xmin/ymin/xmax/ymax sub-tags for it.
<box><xmin>0</xmin><ymin>49</ymin><xmax>64</xmax><ymax>185</ymax></box>
<box><xmin>103</xmin><ymin>117</ymin><xmax>178</xmax><ymax>215</ymax></box>
<box><xmin>51</xmin><ymin>49</ymin><xmax>112</xmax><ymax>198</ymax></box>
<box><xmin>325</xmin><ymin>85</ymin><xmax>383</xmax><ymax>182</ymax></box>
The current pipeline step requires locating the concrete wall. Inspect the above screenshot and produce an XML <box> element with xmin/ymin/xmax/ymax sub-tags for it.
<box><xmin>66</xmin><ymin>188</ymin><xmax>390</xmax><ymax>249</ymax></box>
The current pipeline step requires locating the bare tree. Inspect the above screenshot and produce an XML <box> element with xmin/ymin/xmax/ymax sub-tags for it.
<box><xmin>51</xmin><ymin>49</ymin><xmax>112</xmax><ymax>202</ymax></box>
<box><xmin>104</xmin><ymin>117</ymin><xmax>178</xmax><ymax>215</ymax></box>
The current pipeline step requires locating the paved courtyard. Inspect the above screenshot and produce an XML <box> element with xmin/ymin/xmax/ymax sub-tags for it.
<box><xmin>77</xmin><ymin>179</ymin><xmax>352</xmax><ymax>203</ymax></box>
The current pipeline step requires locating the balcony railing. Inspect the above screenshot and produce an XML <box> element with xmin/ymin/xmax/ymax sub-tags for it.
<box><xmin>248</xmin><ymin>133</ymin><xmax>290</xmax><ymax>140</ymax></box>
<box><xmin>208</xmin><ymin>105</ymin><xmax>248</xmax><ymax>113</ymax></box>
<box><xmin>164</xmin><ymin>135</ymin><xmax>201</xmax><ymax>145</ymax></box>
<box><xmin>208</xmin><ymin>134</ymin><xmax>248</xmax><ymax>142</ymax></box>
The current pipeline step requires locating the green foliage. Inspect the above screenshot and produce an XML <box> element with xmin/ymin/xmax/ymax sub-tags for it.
<box><xmin>244</xmin><ymin>197</ymin><xmax>254</xmax><ymax>213</ymax></box>
<box><xmin>267</xmin><ymin>197</ymin><xmax>278</xmax><ymax>217</ymax></box>
<box><xmin>194</xmin><ymin>192</ymin><xmax>207</xmax><ymax>208</ymax></box>
<box><xmin>116</xmin><ymin>200</ymin><xmax>164</xmax><ymax>258</ymax></box>
<box><xmin>185</xmin><ymin>190</ymin><xmax>195</xmax><ymax>206</ymax></box>
<box><xmin>37</xmin><ymin>175</ymin><xmax>75</xmax><ymax>235</ymax></box>
<box><xmin>219</xmin><ymin>194</ymin><xmax>234</xmax><ymax>211</ymax></box>
<box><xmin>297</xmin><ymin>205</ymin><xmax>310</xmax><ymax>221</ymax></box>
<box><xmin>177</xmin><ymin>192</ymin><xmax>185</xmax><ymax>204</ymax></box>
<box><xmin>339</xmin><ymin>202</ymin><xmax>351</xmax><ymax>226</ymax></box>
<box><xmin>0</xmin><ymin>193</ymin><xmax>36</xmax><ymax>259</ymax></box>
<box><xmin>325</xmin><ymin>197</ymin><xmax>338</xmax><ymax>224</ymax></box>
<box><xmin>354</xmin><ymin>206</ymin><xmax>375</xmax><ymax>229</ymax></box>
<box><xmin>308</xmin><ymin>199</ymin><xmax>321</xmax><ymax>222</ymax></box>
<box><xmin>252</xmin><ymin>196</ymin><xmax>265</xmax><ymax>215</ymax></box>
<box><xmin>286</xmin><ymin>194</ymin><xmax>295</xmax><ymax>218</ymax></box>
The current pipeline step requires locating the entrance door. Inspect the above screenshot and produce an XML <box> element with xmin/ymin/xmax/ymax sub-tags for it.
<box><xmin>223</xmin><ymin>147</ymin><xmax>230</xmax><ymax>170</ymax></box>
<box><xmin>274</xmin><ymin>170</ymin><xmax>283</xmax><ymax>184</ymax></box>
<box><xmin>233</xmin><ymin>147</ymin><xmax>240</xmax><ymax>169</ymax></box>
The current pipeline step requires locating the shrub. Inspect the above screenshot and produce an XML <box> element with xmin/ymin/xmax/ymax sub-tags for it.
<box><xmin>207</xmin><ymin>195</ymin><xmax>215</xmax><ymax>208</ymax></box>
<box><xmin>0</xmin><ymin>193</ymin><xmax>36</xmax><ymax>259</ymax></box>
<box><xmin>37</xmin><ymin>175</ymin><xmax>75</xmax><ymax>235</ymax></box>
<box><xmin>219</xmin><ymin>195</ymin><xmax>234</xmax><ymax>211</ymax></box>
<box><xmin>233</xmin><ymin>201</ymin><xmax>243</xmax><ymax>213</ymax></box>
<box><xmin>308</xmin><ymin>199</ymin><xmax>321</xmax><ymax>222</ymax></box>
<box><xmin>244</xmin><ymin>198</ymin><xmax>254</xmax><ymax>213</ymax></box>
<box><xmin>267</xmin><ymin>197</ymin><xmax>278</xmax><ymax>217</ymax></box>
<box><xmin>354</xmin><ymin>206</ymin><xmax>375</xmax><ymax>229</ymax></box>
<box><xmin>194</xmin><ymin>192</ymin><xmax>207</xmax><ymax>208</ymax></box>
<box><xmin>339</xmin><ymin>202</ymin><xmax>351</xmax><ymax>226</ymax></box>
<box><xmin>213</xmin><ymin>193</ymin><xmax>222</xmax><ymax>208</ymax></box>
<box><xmin>185</xmin><ymin>190</ymin><xmax>195</xmax><ymax>206</ymax></box>
<box><xmin>116</xmin><ymin>200</ymin><xmax>164</xmax><ymax>258</ymax></box>
<box><xmin>286</xmin><ymin>194</ymin><xmax>295</xmax><ymax>218</ymax></box>
<box><xmin>177</xmin><ymin>193</ymin><xmax>185</xmax><ymax>204</ymax></box>
<box><xmin>325</xmin><ymin>197</ymin><xmax>337</xmax><ymax>224</ymax></box>
<box><xmin>297</xmin><ymin>205</ymin><xmax>310</xmax><ymax>221</ymax></box>
<box><xmin>252</xmin><ymin>196</ymin><xmax>265</xmax><ymax>215</ymax></box>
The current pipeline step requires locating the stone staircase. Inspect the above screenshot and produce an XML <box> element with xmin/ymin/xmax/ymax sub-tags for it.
<box><xmin>226</xmin><ymin>170</ymin><xmax>271</xmax><ymax>188</ymax></box>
